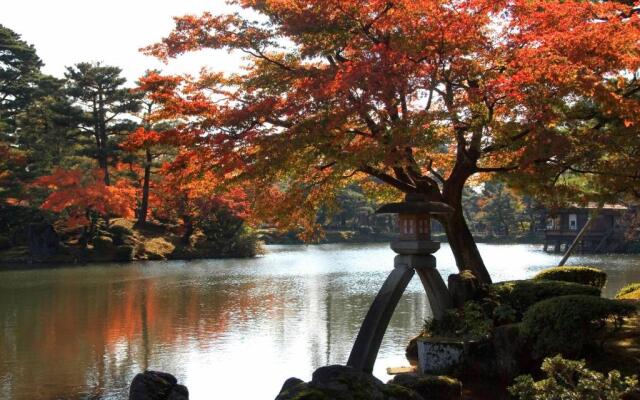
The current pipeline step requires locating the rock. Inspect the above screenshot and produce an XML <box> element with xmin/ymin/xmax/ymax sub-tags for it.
<box><xmin>462</xmin><ymin>338</ymin><xmax>497</xmax><ymax>379</ymax></box>
<box><xmin>278</xmin><ymin>377</ymin><xmax>304</xmax><ymax>395</ymax></box>
<box><xmin>405</xmin><ymin>335</ymin><xmax>420</xmax><ymax>362</ymax></box>
<box><xmin>417</xmin><ymin>337</ymin><xmax>465</xmax><ymax>375</ymax></box>
<box><xmin>389</xmin><ymin>373</ymin><xmax>462</xmax><ymax>400</ymax></box>
<box><xmin>27</xmin><ymin>223</ymin><xmax>59</xmax><ymax>260</ymax></box>
<box><xmin>492</xmin><ymin>323</ymin><xmax>524</xmax><ymax>380</ymax></box>
<box><xmin>448</xmin><ymin>271</ymin><xmax>485</xmax><ymax>308</ymax></box>
<box><xmin>275</xmin><ymin>365</ymin><xmax>424</xmax><ymax>400</ymax></box>
<box><xmin>115</xmin><ymin>245</ymin><xmax>135</xmax><ymax>261</ymax></box>
<box><xmin>129</xmin><ymin>371</ymin><xmax>188</xmax><ymax>400</ymax></box>
<box><xmin>93</xmin><ymin>235</ymin><xmax>114</xmax><ymax>251</ymax></box>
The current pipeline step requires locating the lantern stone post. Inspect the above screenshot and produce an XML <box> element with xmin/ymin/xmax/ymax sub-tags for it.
<box><xmin>346</xmin><ymin>194</ymin><xmax>453</xmax><ymax>373</ymax></box>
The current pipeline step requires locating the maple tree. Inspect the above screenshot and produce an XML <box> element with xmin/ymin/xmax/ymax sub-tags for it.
<box><xmin>121</xmin><ymin>127</ymin><xmax>167</xmax><ymax>225</ymax></box>
<box><xmin>153</xmin><ymin>154</ymin><xmax>250</xmax><ymax>245</ymax></box>
<box><xmin>144</xmin><ymin>0</ymin><xmax>640</xmax><ymax>283</ymax></box>
<box><xmin>32</xmin><ymin>168</ymin><xmax>136</xmax><ymax>240</ymax></box>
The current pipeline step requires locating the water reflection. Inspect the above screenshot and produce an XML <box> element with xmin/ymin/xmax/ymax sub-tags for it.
<box><xmin>0</xmin><ymin>244</ymin><xmax>638</xmax><ymax>399</ymax></box>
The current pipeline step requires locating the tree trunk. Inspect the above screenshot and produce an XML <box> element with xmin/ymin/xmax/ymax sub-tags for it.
<box><xmin>97</xmin><ymin>93</ymin><xmax>110</xmax><ymax>185</ymax></box>
<box><xmin>442</xmin><ymin>204</ymin><xmax>492</xmax><ymax>284</ymax></box>
<box><xmin>137</xmin><ymin>149</ymin><xmax>152</xmax><ymax>225</ymax></box>
<box><xmin>182</xmin><ymin>215</ymin><xmax>194</xmax><ymax>245</ymax></box>
<box><xmin>439</xmin><ymin>160</ymin><xmax>493</xmax><ymax>285</ymax></box>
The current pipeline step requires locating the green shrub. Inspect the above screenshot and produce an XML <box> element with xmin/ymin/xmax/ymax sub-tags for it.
<box><xmin>509</xmin><ymin>354</ymin><xmax>639</xmax><ymax>400</ymax></box>
<box><xmin>114</xmin><ymin>245</ymin><xmax>135</xmax><ymax>261</ymax></box>
<box><xmin>534</xmin><ymin>266</ymin><xmax>607</xmax><ymax>289</ymax></box>
<box><xmin>424</xmin><ymin>301</ymin><xmax>492</xmax><ymax>339</ymax></box>
<box><xmin>196</xmin><ymin>209</ymin><xmax>261</xmax><ymax>257</ymax></box>
<box><xmin>617</xmin><ymin>283</ymin><xmax>640</xmax><ymax>299</ymax></box>
<box><xmin>491</xmin><ymin>279</ymin><xmax>600</xmax><ymax>315</ymax></box>
<box><xmin>0</xmin><ymin>205</ymin><xmax>55</xmax><ymax>245</ymax></box>
<box><xmin>521</xmin><ymin>295</ymin><xmax>636</xmax><ymax>358</ymax></box>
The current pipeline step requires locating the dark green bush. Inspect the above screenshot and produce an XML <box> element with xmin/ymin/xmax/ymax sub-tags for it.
<box><xmin>491</xmin><ymin>279</ymin><xmax>601</xmax><ymax>315</ymax></box>
<box><xmin>509</xmin><ymin>354</ymin><xmax>639</xmax><ymax>400</ymax></box>
<box><xmin>617</xmin><ymin>283</ymin><xmax>640</xmax><ymax>299</ymax></box>
<box><xmin>197</xmin><ymin>209</ymin><xmax>260</xmax><ymax>257</ymax></box>
<box><xmin>520</xmin><ymin>295</ymin><xmax>636</xmax><ymax>358</ymax></box>
<box><xmin>0</xmin><ymin>204</ymin><xmax>54</xmax><ymax>245</ymax></box>
<box><xmin>534</xmin><ymin>266</ymin><xmax>607</xmax><ymax>289</ymax></box>
<box><xmin>114</xmin><ymin>245</ymin><xmax>135</xmax><ymax>261</ymax></box>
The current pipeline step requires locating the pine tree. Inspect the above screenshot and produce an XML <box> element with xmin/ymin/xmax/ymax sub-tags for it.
<box><xmin>65</xmin><ymin>62</ymin><xmax>141</xmax><ymax>185</ymax></box>
<box><xmin>0</xmin><ymin>24</ymin><xmax>43</xmax><ymax>137</ymax></box>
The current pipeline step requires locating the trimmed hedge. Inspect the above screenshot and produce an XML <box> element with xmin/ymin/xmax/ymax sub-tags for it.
<box><xmin>617</xmin><ymin>283</ymin><xmax>640</xmax><ymax>300</ymax></box>
<box><xmin>491</xmin><ymin>279</ymin><xmax>601</xmax><ymax>315</ymax></box>
<box><xmin>521</xmin><ymin>295</ymin><xmax>636</xmax><ymax>358</ymax></box>
<box><xmin>533</xmin><ymin>266</ymin><xmax>607</xmax><ymax>289</ymax></box>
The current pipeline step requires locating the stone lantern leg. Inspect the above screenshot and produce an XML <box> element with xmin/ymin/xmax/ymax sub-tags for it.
<box><xmin>346</xmin><ymin>195</ymin><xmax>454</xmax><ymax>374</ymax></box>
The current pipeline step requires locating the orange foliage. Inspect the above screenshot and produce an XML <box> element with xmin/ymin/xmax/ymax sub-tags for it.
<box><xmin>120</xmin><ymin>127</ymin><xmax>164</xmax><ymax>151</ymax></box>
<box><xmin>33</xmin><ymin>168</ymin><xmax>136</xmax><ymax>228</ymax></box>
<box><xmin>141</xmin><ymin>0</ymin><xmax>640</xmax><ymax>245</ymax></box>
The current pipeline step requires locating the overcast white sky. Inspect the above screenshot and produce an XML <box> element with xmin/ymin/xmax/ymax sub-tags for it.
<box><xmin>3</xmin><ymin>0</ymin><xmax>245</xmax><ymax>85</ymax></box>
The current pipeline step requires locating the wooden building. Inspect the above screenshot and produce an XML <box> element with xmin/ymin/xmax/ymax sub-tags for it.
<box><xmin>543</xmin><ymin>203</ymin><xmax>627</xmax><ymax>253</ymax></box>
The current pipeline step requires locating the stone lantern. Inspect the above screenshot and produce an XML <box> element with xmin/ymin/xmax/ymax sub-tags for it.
<box><xmin>378</xmin><ymin>193</ymin><xmax>453</xmax><ymax>255</ymax></box>
<box><xmin>346</xmin><ymin>193</ymin><xmax>454</xmax><ymax>373</ymax></box>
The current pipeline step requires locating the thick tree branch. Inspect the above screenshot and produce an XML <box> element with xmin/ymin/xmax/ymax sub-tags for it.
<box><xmin>359</xmin><ymin>165</ymin><xmax>416</xmax><ymax>192</ymax></box>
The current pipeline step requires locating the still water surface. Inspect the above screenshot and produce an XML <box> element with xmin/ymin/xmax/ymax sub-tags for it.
<box><xmin>1</xmin><ymin>243</ymin><xmax>639</xmax><ymax>400</ymax></box>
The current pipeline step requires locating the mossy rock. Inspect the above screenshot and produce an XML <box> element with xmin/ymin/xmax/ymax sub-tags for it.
<box><xmin>114</xmin><ymin>245</ymin><xmax>135</xmax><ymax>262</ymax></box>
<box><xmin>95</xmin><ymin>229</ymin><xmax>113</xmax><ymax>239</ymax></box>
<box><xmin>92</xmin><ymin>235</ymin><xmax>114</xmax><ymax>252</ymax></box>
<box><xmin>491</xmin><ymin>279</ymin><xmax>601</xmax><ymax>315</ymax></box>
<box><xmin>109</xmin><ymin>224</ymin><xmax>134</xmax><ymax>237</ymax></box>
<box><xmin>389</xmin><ymin>374</ymin><xmax>461</xmax><ymax>400</ymax></box>
<box><xmin>109</xmin><ymin>225</ymin><xmax>135</xmax><ymax>246</ymax></box>
<box><xmin>617</xmin><ymin>283</ymin><xmax>640</xmax><ymax>300</ymax></box>
<box><xmin>533</xmin><ymin>266</ymin><xmax>607</xmax><ymax>289</ymax></box>
<box><xmin>275</xmin><ymin>365</ymin><xmax>424</xmax><ymax>400</ymax></box>
<box><xmin>0</xmin><ymin>246</ymin><xmax>29</xmax><ymax>263</ymax></box>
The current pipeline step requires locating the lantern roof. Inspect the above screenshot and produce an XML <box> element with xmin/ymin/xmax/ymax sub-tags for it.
<box><xmin>376</xmin><ymin>194</ymin><xmax>454</xmax><ymax>215</ymax></box>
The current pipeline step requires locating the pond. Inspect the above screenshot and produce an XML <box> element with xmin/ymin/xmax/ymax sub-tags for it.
<box><xmin>1</xmin><ymin>243</ymin><xmax>639</xmax><ymax>400</ymax></box>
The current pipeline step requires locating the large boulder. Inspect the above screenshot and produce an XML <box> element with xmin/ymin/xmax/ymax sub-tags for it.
<box><xmin>129</xmin><ymin>371</ymin><xmax>188</xmax><ymax>400</ymax></box>
<box><xmin>389</xmin><ymin>373</ymin><xmax>462</xmax><ymax>400</ymax></box>
<box><xmin>448</xmin><ymin>271</ymin><xmax>486</xmax><ymax>308</ymax></box>
<box><xmin>27</xmin><ymin>223</ymin><xmax>59</xmax><ymax>260</ymax></box>
<box><xmin>492</xmin><ymin>323</ymin><xmax>526</xmax><ymax>380</ymax></box>
<box><xmin>275</xmin><ymin>365</ymin><xmax>424</xmax><ymax>400</ymax></box>
<box><xmin>405</xmin><ymin>335</ymin><xmax>420</xmax><ymax>362</ymax></box>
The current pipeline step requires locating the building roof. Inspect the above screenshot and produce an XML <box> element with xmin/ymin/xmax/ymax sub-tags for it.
<box><xmin>568</xmin><ymin>202</ymin><xmax>628</xmax><ymax>210</ymax></box>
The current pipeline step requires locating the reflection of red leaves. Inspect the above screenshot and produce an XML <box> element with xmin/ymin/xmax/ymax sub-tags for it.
<box><xmin>33</xmin><ymin>169</ymin><xmax>136</xmax><ymax>228</ymax></box>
